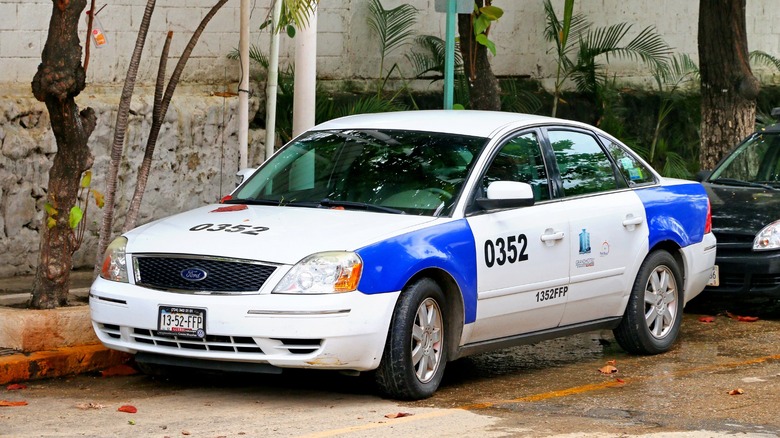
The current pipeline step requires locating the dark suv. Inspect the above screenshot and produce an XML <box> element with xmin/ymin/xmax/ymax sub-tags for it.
<box><xmin>699</xmin><ymin>110</ymin><xmax>780</xmax><ymax>296</ymax></box>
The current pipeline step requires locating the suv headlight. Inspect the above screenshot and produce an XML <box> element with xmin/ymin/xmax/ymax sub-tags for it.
<box><xmin>754</xmin><ymin>220</ymin><xmax>780</xmax><ymax>251</ymax></box>
<box><xmin>273</xmin><ymin>251</ymin><xmax>363</xmax><ymax>294</ymax></box>
<box><xmin>100</xmin><ymin>236</ymin><xmax>129</xmax><ymax>282</ymax></box>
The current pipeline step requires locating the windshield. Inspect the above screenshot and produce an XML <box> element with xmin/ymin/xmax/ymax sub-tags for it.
<box><xmin>232</xmin><ymin>129</ymin><xmax>488</xmax><ymax>216</ymax></box>
<box><xmin>710</xmin><ymin>131</ymin><xmax>780</xmax><ymax>188</ymax></box>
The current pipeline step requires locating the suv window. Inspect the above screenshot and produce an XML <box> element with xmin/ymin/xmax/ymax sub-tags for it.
<box><xmin>549</xmin><ymin>130</ymin><xmax>619</xmax><ymax>197</ymax></box>
<box><xmin>482</xmin><ymin>132</ymin><xmax>551</xmax><ymax>201</ymax></box>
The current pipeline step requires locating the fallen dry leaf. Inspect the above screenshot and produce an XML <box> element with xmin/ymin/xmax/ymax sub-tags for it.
<box><xmin>384</xmin><ymin>412</ymin><xmax>414</xmax><ymax>419</ymax></box>
<box><xmin>606</xmin><ymin>360</ymin><xmax>617</xmax><ymax>366</ymax></box>
<box><xmin>6</xmin><ymin>384</ymin><xmax>27</xmax><ymax>391</ymax></box>
<box><xmin>698</xmin><ymin>316</ymin><xmax>715</xmax><ymax>323</ymax></box>
<box><xmin>118</xmin><ymin>405</ymin><xmax>138</xmax><ymax>413</ymax></box>
<box><xmin>75</xmin><ymin>402</ymin><xmax>105</xmax><ymax>410</ymax></box>
<box><xmin>100</xmin><ymin>365</ymin><xmax>138</xmax><ymax>377</ymax></box>
<box><xmin>0</xmin><ymin>400</ymin><xmax>28</xmax><ymax>407</ymax></box>
<box><xmin>182</xmin><ymin>431</ymin><xmax>191</xmax><ymax>435</ymax></box>
<box><xmin>728</xmin><ymin>388</ymin><xmax>745</xmax><ymax>395</ymax></box>
<box><xmin>737</xmin><ymin>316</ymin><xmax>759</xmax><ymax>322</ymax></box>
<box><xmin>598</xmin><ymin>365</ymin><xmax>618</xmax><ymax>374</ymax></box>
<box><xmin>615</xmin><ymin>378</ymin><xmax>626</xmax><ymax>384</ymax></box>
<box><xmin>725</xmin><ymin>312</ymin><xmax>759</xmax><ymax>322</ymax></box>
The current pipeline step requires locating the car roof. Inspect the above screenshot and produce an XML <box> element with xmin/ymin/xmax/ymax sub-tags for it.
<box><xmin>310</xmin><ymin>110</ymin><xmax>593</xmax><ymax>138</ymax></box>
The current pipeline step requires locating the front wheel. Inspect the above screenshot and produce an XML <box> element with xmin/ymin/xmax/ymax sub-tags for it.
<box><xmin>614</xmin><ymin>250</ymin><xmax>683</xmax><ymax>355</ymax></box>
<box><xmin>375</xmin><ymin>278</ymin><xmax>447</xmax><ymax>400</ymax></box>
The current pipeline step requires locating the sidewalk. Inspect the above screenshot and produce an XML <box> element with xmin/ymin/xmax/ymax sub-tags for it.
<box><xmin>0</xmin><ymin>271</ymin><xmax>131</xmax><ymax>385</ymax></box>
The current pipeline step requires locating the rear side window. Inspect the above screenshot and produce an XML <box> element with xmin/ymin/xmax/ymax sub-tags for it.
<box><xmin>548</xmin><ymin>130</ymin><xmax>619</xmax><ymax>196</ymax></box>
<box><xmin>600</xmin><ymin>136</ymin><xmax>656</xmax><ymax>186</ymax></box>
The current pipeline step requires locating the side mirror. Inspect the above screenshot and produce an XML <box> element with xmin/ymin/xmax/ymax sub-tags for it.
<box><xmin>695</xmin><ymin>170</ymin><xmax>712</xmax><ymax>182</ymax></box>
<box><xmin>476</xmin><ymin>181</ymin><xmax>535</xmax><ymax>210</ymax></box>
<box><xmin>236</xmin><ymin>168</ymin><xmax>257</xmax><ymax>186</ymax></box>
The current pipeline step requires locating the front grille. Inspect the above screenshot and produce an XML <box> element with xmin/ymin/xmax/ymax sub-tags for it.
<box><xmin>134</xmin><ymin>255</ymin><xmax>277</xmax><ymax>293</ymax></box>
<box><xmin>96</xmin><ymin>323</ymin><xmax>323</xmax><ymax>357</ymax></box>
<box><xmin>131</xmin><ymin>328</ymin><xmax>264</xmax><ymax>353</ymax></box>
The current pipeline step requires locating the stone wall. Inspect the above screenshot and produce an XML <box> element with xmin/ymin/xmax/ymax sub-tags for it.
<box><xmin>0</xmin><ymin>86</ymin><xmax>263</xmax><ymax>276</ymax></box>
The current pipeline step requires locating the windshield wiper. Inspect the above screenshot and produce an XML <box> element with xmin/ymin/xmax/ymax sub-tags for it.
<box><xmin>319</xmin><ymin>198</ymin><xmax>405</xmax><ymax>214</ymax></box>
<box><xmin>223</xmin><ymin>198</ymin><xmax>318</xmax><ymax>207</ymax></box>
<box><xmin>711</xmin><ymin>178</ymin><xmax>776</xmax><ymax>191</ymax></box>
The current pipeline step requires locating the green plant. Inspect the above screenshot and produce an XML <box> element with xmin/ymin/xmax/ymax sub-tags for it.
<box><xmin>367</xmin><ymin>0</ymin><xmax>417</xmax><ymax>98</ymax></box>
<box><xmin>542</xmin><ymin>0</ymin><xmax>671</xmax><ymax>118</ymax></box>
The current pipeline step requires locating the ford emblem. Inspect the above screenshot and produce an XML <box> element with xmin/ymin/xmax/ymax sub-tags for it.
<box><xmin>180</xmin><ymin>267</ymin><xmax>208</xmax><ymax>282</ymax></box>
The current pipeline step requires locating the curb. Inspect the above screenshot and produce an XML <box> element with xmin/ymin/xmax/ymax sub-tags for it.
<box><xmin>0</xmin><ymin>344</ymin><xmax>131</xmax><ymax>385</ymax></box>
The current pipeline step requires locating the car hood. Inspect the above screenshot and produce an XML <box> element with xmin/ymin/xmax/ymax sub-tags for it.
<box><xmin>704</xmin><ymin>182</ymin><xmax>780</xmax><ymax>235</ymax></box>
<box><xmin>124</xmin><ymin>204</ymin><xmax>440</xmax><ymax>265</ymax></box>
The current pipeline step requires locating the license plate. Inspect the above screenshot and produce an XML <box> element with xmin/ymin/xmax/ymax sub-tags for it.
<box><xmin>158</xmin><ymin>306</ymin><xmax>206</xmax><ymax>338</ymax></box>
<box><xmin>707</xmin><ymin>265</ymin><xmax>719</xmax><ymax>287</ymax></box>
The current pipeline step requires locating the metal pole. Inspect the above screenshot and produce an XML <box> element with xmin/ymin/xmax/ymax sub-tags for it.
<box><xmin>443</xmin><ymin>0</ymin><xmax>456</xmax><ymax>109</ymax></box>
<box><xmin>238</xmin><ymin>0</ymin><xmax>249</xmax><ymax>169</ymax></box>
<box><xmin>264</xmin><ymin>0</ymin><xmax>284</xmax><ymax>161</ymax></box>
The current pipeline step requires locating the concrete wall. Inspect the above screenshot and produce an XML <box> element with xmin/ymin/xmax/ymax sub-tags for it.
<box><xmin>0</xmin><ymin>0</ymin><xmax>779</xmax><ymax>277</ymax></box>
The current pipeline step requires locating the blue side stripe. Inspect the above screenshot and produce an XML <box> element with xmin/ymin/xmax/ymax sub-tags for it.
<box><xmin>356</xmin><ymin>219</ymin><xmax>478</xmax><ymax>324</ymax></box>
<box><xmin>635</xmin><ymin>182</ymin><xmax>708</xmax><ymax>249</ymax></box>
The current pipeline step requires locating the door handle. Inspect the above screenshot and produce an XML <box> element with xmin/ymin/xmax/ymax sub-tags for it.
<box><xmin>540</xmin><ymin>229</ymin><xmax>565</xmax><ymax>246</ymax></box>
<box><xmin>622</xmin><ymin>214</ymin><xmax>644</xmax><ymax>230</ymax></box>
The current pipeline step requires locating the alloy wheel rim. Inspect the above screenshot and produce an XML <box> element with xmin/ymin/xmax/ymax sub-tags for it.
<box><xmin>643</xmin><ymin>264</ymin><xmax>678</xmax><ymax>339</ymax></box>
<box><xmin>411</xmin><ymin>297</ymin><xmax>443</xmax><ymax>383</ymax></box>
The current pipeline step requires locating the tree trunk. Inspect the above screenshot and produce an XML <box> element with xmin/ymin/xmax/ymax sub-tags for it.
<box><xmin>457</xmin><ymin>1</ymin><xmax>501</xmax><ymax>111</ymax></box>
<box><xmin>94</xmin><ymin>0</ymin><xmax>157</xmax><ymax>276</ymax></box>
<box><xmin>122</xmin><ymin>0</ymin><xmax>229</xmax><ymax>232</ymax></box>
<box><xmin>698</xmin><ymin>0</ymin><xmax>759</xmax><ymax>170</ymax></box>
<box><xmin>30</xmin><ymin>0</ymin><xmax>96</xmax><ymax>308</ymax></box>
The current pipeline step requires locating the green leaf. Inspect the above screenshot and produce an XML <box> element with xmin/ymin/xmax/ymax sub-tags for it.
<box><xmin>453</xmin><ymin>103</ymin><xmax>465</xmax><ymax>110</ymax></box>
<box><xmin>46</xmin><ymin>217</ymin><xmax>56</xmax><ymax>229</ymax></box>
<box><xmin>475</xmin><ymin>34</ymin><xmax>496</xmax><ymax>55</ymax></box>
<box><xmin>44</xmin><ymin>202</ymin><xmax>57</xmax><ymax>217</ymax></box>
<box><xmin>80</xmin><ymin>170</ymin><xmax>92</xmax><ymax>188</ymax></box>
<box><xmin>68</xmin><ymin>206</ymin><xmax>83</xmax><ymax>229</ymax></box>
<box><xmin>479</xmin><ymin>6</ymin><xmax>503</xmax><ymax>20</ymax></box>
<box><xmin>474</xmin><ymin>15</ymin><xmax>490</xmax><ymax>35</ymax></box>
<box><xmin>286</xmin><ymin>25</ymin><xmax>296</xmax><ymax>38</ymax></box>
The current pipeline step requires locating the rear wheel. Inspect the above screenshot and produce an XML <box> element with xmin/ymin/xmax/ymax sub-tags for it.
<box><xmin>375</xmin><ymin>278</ymin><xmax>447</xmax><ymax>400</ymax></box>
<box><xmin>614</xmin><ymin>250</ymin><xmax>683</xmax><ymax>354</ymax></box>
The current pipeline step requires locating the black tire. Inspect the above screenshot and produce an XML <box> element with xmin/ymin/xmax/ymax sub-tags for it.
<box><xmin>375</xmin><ymin>278</ymin><xmax>447</xmax><ymax>400</ymax></box>
<box><xmin>614</xmin><ymin>250</ymin><xmax>683</xmax><ymax>355</ymax></box>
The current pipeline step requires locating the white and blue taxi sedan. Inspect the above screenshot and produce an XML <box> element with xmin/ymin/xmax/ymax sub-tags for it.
<box><xmin>91</xmin><ymin>110</ymin><xmax>716</xmax><ymax>400</ymax></box>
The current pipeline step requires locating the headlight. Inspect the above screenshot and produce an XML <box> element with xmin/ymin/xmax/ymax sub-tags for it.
<box><xmin>100</xmin><ymin>236</ymin><xmax>129</xmax><ymax>282</ymax></box>
<box><xmin>754</xmin><ymin>220</ymin><xmax>780</xmax><ymax>251</ymax></box>
<box><xmin>273</xmin><ymin>251</ymin><xmax>363</xmax><ymax>294</ymax></box>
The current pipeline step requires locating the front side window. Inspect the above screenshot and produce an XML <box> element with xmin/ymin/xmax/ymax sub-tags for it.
<box><xmin>549</xmin><ymin>130</ymin><xmax>619</xmax><ymax>197</ymax></box>
<box><xmin>232</xmin><ymin>129</ymin><xmax>488</xmax><ymax>216</ymax></box>
<box><xmin>482</xmin><ymin>132</ymin><xmax>551</xmax><ymax>201</ymax></box>
<box><xmin>710</xmin><ymin>132</ymin><xmax>780</xmax><ymax>186</ymax></box>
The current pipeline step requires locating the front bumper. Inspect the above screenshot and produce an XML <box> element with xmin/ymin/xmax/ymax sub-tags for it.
<box><xmin>706</xmin><ymin>247</ymin><xmax>780</xmax><ymax>296</ymax></box>
<box><xmin>89</xmin><ymin>277</ymin><xmax>400</xmax><ymax>371</ymax></box>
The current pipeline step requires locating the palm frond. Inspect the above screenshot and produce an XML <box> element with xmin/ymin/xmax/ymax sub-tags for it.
<box><xmin>500</xmin><ymin>80</ymin><xmax>542</xmax><ymax>114</ymax></box>
<box><xmin>750</xmin><ymin>50</ymin><xmax>780</xmax><ymax>72</ymax></box>
<box><xmin>278</xmin><ymin>0</ymin><xmax>319</xmax><ymax>30</ymax></box>
<box><xmin>406</xmin><ymin>35</ymin><xmax>462</xmax><ymax>79</ymax></box>
<box><xmin>661</xmin><ymin>150</ymin><xmax>692</xmax><ymax>179</ymax></box>
<box><xmin>367</xmin><ymin>0</ymin><xmax>417</xmax><ymax>57</ymax></box>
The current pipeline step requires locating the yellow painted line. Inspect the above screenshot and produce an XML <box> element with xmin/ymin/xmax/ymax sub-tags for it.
<box><xmin>295</xmin><ymin>352</ymin><xmax>780</xmax><ymax>437</ymax></box>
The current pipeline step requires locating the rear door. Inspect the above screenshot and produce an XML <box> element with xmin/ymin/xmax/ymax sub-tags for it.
<box><xmin>543</xmin><ymin>128</ymin><xmax>649</xmax><ymax>324</ymax></box>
